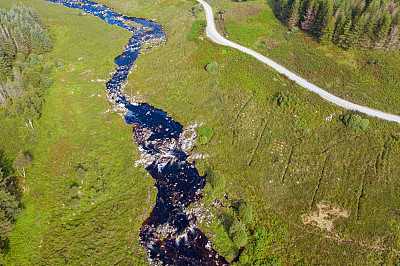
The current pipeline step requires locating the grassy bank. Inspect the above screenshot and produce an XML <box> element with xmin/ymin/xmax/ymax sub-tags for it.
<box><xmin>1</xmin><ymin>0</ymin><xmax>400</xmax><ymax>264</ymax></box>
<box><xmin>0</xmin><ymin>0</ymin><xmax>153</xmax><ymax>264</ymax></box>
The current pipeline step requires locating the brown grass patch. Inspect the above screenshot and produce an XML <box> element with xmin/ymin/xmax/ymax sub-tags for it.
<box><xmin>228</xmin><ymin>4</ymin><xmax>263</xmax><ymax>22</ymax></box>
<box><xmin>302</xmin><ymin>201</ymin><xmax>349</xmax><ymax>232</ymax></box>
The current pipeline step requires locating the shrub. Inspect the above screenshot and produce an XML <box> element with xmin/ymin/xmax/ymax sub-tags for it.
<box><xmin>56</xmin><ymin>60</ymin><xmax>64</xmax><ymax>69</ymax></box>
<box><xmin>274</xmin><ymin>91</ymin><xmax>296</xmax><ymax>107</ymax></box>
<box><xmin>13</xmin><ymin>153</ymin><xmax>32</xmax><ymax>177</ymax></box>
<box><xmin>69</xmin><ymin>197</ymin><xmax>80</xmax><ymax>208</ymax></box>
<box><xmin>195</xmin><ymin>126</ymin><xmax>214</xmax><ymax>144</ymax></box>
<box><xmin>17</xmin><ymin>53</ymin><xmax>25</xmax><ymax>62</ymax></box>
<box><xmin>69</xmin><ymin>185</ymin><xmax>79</xmax><ymax>198</ymax></box>
<box><xmin>205</xmin><ymin>61</ymin><xmax>219</xmax><ymax>72</ymax></box>
<box><xmin>40</xmin><ymin>76</ymin><xmax>53</xmax><ymax>89</ymax></box>
<box><xmin>238</xmin><ymin>203</ymin><xmax>254</xmax><ymax>224</ymax></box>
<box><xmin>23</xmin><ymin>68</ymin><xmax>41</xmax><ymax>88</ymax></box>
<box><xmin>29</xmin><ymin>54</ymin><xmax>40</xmax><ymax>68</ymax></box>
<box><xmin>229</xmin><ymin>220</ymin><xmax>248</xmax><ymax>247</ymax></box>
<box><xmin>206</xmin><ymin>170</ymin><xmax>226</xmax><ymax>190</ymax></box>
<box><xmin>239</xmin><ymin>253</ymin><xmax>249</xmax><ymax>264</ymax></box>
<box><xmin>191</xmin><ymin>4</ymin><xmax>203</xmax><ymax>17</ymax></box>
<box><xmin>341</xmin><ymin>114</ymin><xmax>369</xmax><ymax>130</ymax></box>
<box><xmin>43</xmin><ymin>62</ymin><xmax>52</xmax><ymax>74</ymax></box>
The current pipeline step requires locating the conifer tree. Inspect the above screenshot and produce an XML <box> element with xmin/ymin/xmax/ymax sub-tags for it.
<box><xmin>349</xmin><ymin>14</ymin><xmax>367</xmax><ymax>47</ymax></box>
<box><xmin>30</xmin><ymin>28</ymin><xmax>44</xmax><ymax>54</ymax></box>
<box><xmin>319</xmin><ymin>0</ymin><xmax>335</xmax><ymax>43</ymax></box>
<box><xmin>301</xmin><ymin>0</ymin><xmax>317</xmax><ymax>30</ymax></box>
<box><xmin>375</xmin><ymin>11</ymin><xmax>392</xmax><ymax>40</ymax></box>
<box><xmin>287</xmin><ymin>0</ymin><xmax>301</xmax><ymax>27</ymax></box>
<box><xmin>338</xmin><ymin>18</ymin><xmax>352</xmax><ymax>49</ymax></box>
<box><xmin>333</xmin><ymin>11</ymin><xmax>346</xmax><ymax>41</ymax></box>
<box><xmin>276</xmin><ymin>0</ymin><xmax>399</xmax><ymax>51</ymax></box>
<box><xmin>313</xmin><ymin>0</ymin><xmax>329</xmax><ymax>35</ymax></box>
<box><xmin>279</xmin><ymin>0</ymin><xmax>289</xmax><ymax>20</ymax></box>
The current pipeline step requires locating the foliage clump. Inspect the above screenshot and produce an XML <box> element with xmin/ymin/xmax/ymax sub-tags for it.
<box><xmin>195</xmin><ymin>126</ymin><xmax>214</xmax><ymax>144</ymax></box>
<box><xmin>68</xmin><ymin>184</ymin><xmax>80</xmax><ymax>208</ymax></box>
<box><xmin>0</xmin><ymin>163</ymin><xmax>21</xmax><ymax>259</ymax></box>
<box><xmin>238</xmin><ymin>202</ymin><xmax>253</xmax><ymax>224</ymax></box>
<box><xmin>205</xmin><ymin>61</ymin><xmax>219</xmax><ymax>72</ymax></box>
<box><xmin>0</xmin><ymin>5</ymin><xmax>53</xmax><ymax>80</ymax></box>
<box><xmin>206</xmin><ymin>170</ymin><xmax>226</xmax><ymax>191</ymax></box>
<box><xmin>229</xmin><ymin>219</ymin><xmax>248</xmax><ymax>247</ymax></box>
<box><xmin>0</xmin><ymin>6</ymin><xmax>54</xmax><ymax>123</ymax></box>
<box><xmin>274</xmin><ymin>91</ymin><xmax>296</xmax><ymax>107</ymax></box>
<box><xmin>341</xmin><ymin>114</ymin><xmax>369</xmax><ymax>129</ymax></box>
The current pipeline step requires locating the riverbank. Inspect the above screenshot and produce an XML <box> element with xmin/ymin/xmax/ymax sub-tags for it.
<box><xmin>0</xmin><ymin>0</ymin><xmax>153</xmax><ymax>264</ymax></box>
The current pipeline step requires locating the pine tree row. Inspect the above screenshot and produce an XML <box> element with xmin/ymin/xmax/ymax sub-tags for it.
<box><xmin>277</xmin><ymin>0</ymin><xmax>400</xmax><ymax>50</ymax></box>
<box><xmin>0</xmin><ymin>5</ymin><xmax>53</xmax><ymax>80</ymax></box>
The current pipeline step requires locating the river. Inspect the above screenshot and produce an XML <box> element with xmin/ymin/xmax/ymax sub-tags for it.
<box><xmin>44</xmin><ymin>0</ymin><xmax>227</xmax><ymax>264</ymax></box>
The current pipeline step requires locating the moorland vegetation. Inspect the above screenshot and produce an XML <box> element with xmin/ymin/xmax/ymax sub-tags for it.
<box><xmin>0</xmin><ymin>0</ymin><xmax>399</xmax><ymax>265</ymax></box>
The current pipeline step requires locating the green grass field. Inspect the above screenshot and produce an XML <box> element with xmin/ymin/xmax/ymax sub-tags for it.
<box><xmin>1</xmin><ymin>0</ymin><xmax>400</xmax><ymax>264</ymax></box>
<box><xmin>209</xmin><ymin>0</ymin><xmax>400</xmax><ymax>116</ymax></box>
<box><xmin>0</xmin><ymin>0</ymin><xmax>153</xmax><ymax>264</ymax></box>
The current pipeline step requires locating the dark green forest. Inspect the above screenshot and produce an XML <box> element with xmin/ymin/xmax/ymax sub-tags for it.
<box><xmin>277</xmin><ymin>0</ymin><xmax>400</xmax><ymax>50</ymax></box>
<box><xmin>0</xmin><ymin>5</ymin><xmax>55</xmax><ymax>122</ymax></box>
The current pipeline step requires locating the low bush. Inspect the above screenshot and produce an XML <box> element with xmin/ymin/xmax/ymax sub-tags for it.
<box><xmin>238</xmin><ymin>202</ymin><xmax>253</xmax><ymax>224</ymax></box>
<box><xmin>229</xmin><ymin>220</ymin><xmax>248</xmax><ymax>247</ymax></box>
<box><xmin>206</xmin><ymin>170</ymin><xmax>226</xmax><ymax>191</ymax></box>
<box><xmin>341</xmin><ymin>114</ymin><xmax>369</xmax><ymax>130</ymax></box>
<box><xmin>274</xmin><ymin>91</ymin><xmax>296</xmax><ymax>107</ymax></box>
<box><xmin>191</xmin><ymin>4</ymin><xmax>203</xmax><ymax>17</ymax></box>
<box><xmin>205</xmin><ymin>61</ymin><xmax>219</xmax><ymax>72</ymax></box>
<box><xmin>195</xmin><ymin>126</ymin><xmax>214</xmax><ymax>144</ymax></box>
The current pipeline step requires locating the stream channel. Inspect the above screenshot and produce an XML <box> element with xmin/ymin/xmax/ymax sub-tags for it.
<box><xmin>45</xmin><ymin>0</ymin><xmax>228</xmax><ymax>264</ymax></box>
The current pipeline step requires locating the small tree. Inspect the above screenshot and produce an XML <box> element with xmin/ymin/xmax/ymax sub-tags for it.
<box><xmin>207</xmin><ymin>170</ymin><xmax>226</xmax><ymax>190</ymax></box>
<box><xmin>205</xmin><ymin>61</ymin><xmax>219</xmax><ymax>72</ymax></box>
<box><xmin>13</xmin><ymin>153</ymin><xmax>32</xmax><ymax>177</ymax></box>
<box><xmin>275</xmin><ymin>91</ymin><xmax>296</xmax><ymax>107</ymax></box>
<box><xmin>69</xmin><ymin>185</ymin><xmax>79</xmax><ymax>198</ymax></box>
<box><xmin>238</xmin><ymin>202</ymin><xmax>254</xmax><ymax>224</ymax></box>
<box><xmin>229</xmin><ymin>220</ymin><xmax>248</xmax><ymax>247</ymax></box>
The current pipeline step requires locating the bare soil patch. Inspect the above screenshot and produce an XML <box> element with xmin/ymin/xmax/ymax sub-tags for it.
<box><xmin>302</xmin><ymin>201</ymin><xmax>349</xmax><ymax>232</ymax></box>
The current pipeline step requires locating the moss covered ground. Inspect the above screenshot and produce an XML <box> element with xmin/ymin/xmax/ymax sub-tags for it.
<box><xmin>1</xmin><ymin>0</ymin><xmax>400</xmax><ymax>264</ymax></box>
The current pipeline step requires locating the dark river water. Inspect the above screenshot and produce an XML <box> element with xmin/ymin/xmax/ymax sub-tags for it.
<box><xmin>44</xmin><ymin>0</ymin><xmax>227</xmax><ymax>264</ymax></box>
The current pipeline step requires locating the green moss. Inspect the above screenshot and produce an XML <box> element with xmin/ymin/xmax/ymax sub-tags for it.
<box><xmin>196</xmin><ymin>126</ymin><xmax>214</xmax><ymax>144</ymax></box>
<box><xmin>187</xmin><ymin>20</ymin><xmax>206</xmax><ymax>41</ymax></box>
